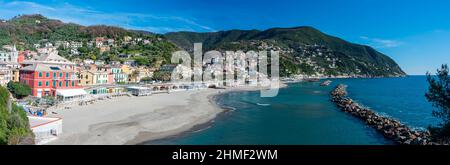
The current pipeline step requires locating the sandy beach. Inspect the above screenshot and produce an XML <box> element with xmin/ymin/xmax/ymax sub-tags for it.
<box><xmin>45</xmin><ymin>88</ymin><xmax>224</xmax><ymax>145</ymax></box>
<box><xmin>45</xmin><ymin>84</ymin><xmax>282</xmax><ymax>145</ymax></box>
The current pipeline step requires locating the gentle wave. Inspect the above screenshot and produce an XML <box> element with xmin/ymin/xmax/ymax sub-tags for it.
<box><xmin>256</xmin><ymin>103</ymin><xmax>271</xmax><ymax>106</ymax></box>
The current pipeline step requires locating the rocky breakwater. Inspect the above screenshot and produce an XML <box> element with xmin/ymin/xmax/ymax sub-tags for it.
<box><xmin>331</xmin><ymin>84</ymin><xmax>435</xmax><ymax>145</ymax></box>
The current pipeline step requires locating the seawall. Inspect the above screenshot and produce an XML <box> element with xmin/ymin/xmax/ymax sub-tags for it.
<box><xmin>330</xmin><ymin>84</ymin><xmax>435</xmax><ymax>145</ymax></box>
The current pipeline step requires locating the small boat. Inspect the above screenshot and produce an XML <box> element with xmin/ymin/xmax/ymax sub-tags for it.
<box><xmin>320</xmin><ymin>80</ymin><xmax>332</xmax><ymax>86</ymax></box>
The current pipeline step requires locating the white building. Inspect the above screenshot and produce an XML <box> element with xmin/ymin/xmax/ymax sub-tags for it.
<box><xmin>0</xmin><ymin>44</ymin><xmax>19</xmax><ymax>62</ymax></box>
<box><xmin>28</xmin><ymin>116</ymin><xmax>63</xmax><ymax>145</ymax></box>
<box><xmin>0</xmin><ymin>61</ymin><xmax>12</xmax><ymax>86</ymax></box>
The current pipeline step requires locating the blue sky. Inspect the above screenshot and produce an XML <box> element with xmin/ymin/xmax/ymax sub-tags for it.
<box><xmin>0</xmin><ymin>0</ymin><xmax>449</xmax><ymax>75</ymax></box>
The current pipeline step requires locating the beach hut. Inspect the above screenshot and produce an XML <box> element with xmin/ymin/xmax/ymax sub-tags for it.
<box><xmin>126</xmin><ymin>86</ymin><xmax>151</xmax><ymax>96</ymax></box>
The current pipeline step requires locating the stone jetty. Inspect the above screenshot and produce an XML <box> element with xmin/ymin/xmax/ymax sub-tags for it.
<box><xmin>330</xmin><ymin>84</ymin><xmax>437</xmax><ymax>145</ymax></box>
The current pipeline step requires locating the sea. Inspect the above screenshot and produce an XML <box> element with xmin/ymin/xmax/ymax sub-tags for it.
<box><xmin>146</xmin><ymin>76</ymin><xmax>438</xmax><ymax>145</ymax></box>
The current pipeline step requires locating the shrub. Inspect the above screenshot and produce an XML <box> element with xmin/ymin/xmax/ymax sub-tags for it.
<box><xmin>7</xmin><ymin>81</ymin><xmax>32</xmax><ymax>99</ymax></box>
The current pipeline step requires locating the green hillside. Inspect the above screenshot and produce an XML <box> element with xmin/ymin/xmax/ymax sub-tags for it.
<box><xmin>166</xmin><ymin>26</ymin><xmax>406</xmax><ymax>77</ymax></box>
<box><xmin>0</xmin><ymin>14</ymin><xmax>178</xmax><ymax>66</ymax></box>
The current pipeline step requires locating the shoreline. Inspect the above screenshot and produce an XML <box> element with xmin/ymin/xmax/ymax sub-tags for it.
<box><xmin>45</xmin><ymin>84</ymin><xmax>285</xmax><ymax>145</ymax></box>
<box><xmin>130</xmin><ymin>84</ymin><xmax>287</xmax><ymax>145</ymax></box>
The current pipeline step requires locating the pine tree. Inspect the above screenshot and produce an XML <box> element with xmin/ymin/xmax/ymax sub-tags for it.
<box><xmin>426</xmin><ymin>64</ymin><xmax>450</xmax><ymax>139</ymax></box>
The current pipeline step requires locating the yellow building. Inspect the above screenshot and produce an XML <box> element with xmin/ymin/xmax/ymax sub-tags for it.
<box><xmin>121</xmin><ymin>65</ymin><xmax>133</xmax><ymax>75</ymax></box>
<box><xmin>12</xmin><ymin>68</ymin><xmax>20</xmax><ymax>82</ymax></box>
<box><xmin>79</xmin><ymin>70</ymin><xmax>94</xmax><ymax>86</ymax></box>
<box><xmin>79</xmin><ymin>64</ymin><xmax>113</xmax><ymax>86</ymax></box>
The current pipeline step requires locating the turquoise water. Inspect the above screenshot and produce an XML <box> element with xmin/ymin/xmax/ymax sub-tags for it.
<box><xmin>333</xmin><ymin>76</ymin><xmax>438</xmax><ymax>128</ymax></box>
<box><xmin>146</xmin><ymin>76</ymin><xmax>436</xmax><ymax>145</ymax></box>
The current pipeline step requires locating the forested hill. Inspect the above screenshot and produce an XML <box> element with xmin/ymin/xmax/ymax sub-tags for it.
<box><xmin>0</xmin><ymin>14</ymin><xmax>405</xmax><ymax>77</ymax></box>
<box><xmin>166</xmin><ymin>26</ymin><xmax>406</xmax><ymax>77</ymax></box>
<box><xmin>0</xmin><ymin>14</ymin><xmax>177</xmax><ymax>66</ymax></box>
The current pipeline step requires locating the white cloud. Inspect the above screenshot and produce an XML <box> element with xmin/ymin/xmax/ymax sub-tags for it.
<box><xmin>360</xmin><ymin>36</ymin><xmax>403</xmax><ymax>48</ymax></box>
<box><xmin>0</xmin><ymin>1</ymin><xmax>216</xmax><ymax>33</ymax></box>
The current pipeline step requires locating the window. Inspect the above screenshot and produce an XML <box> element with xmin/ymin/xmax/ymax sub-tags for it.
<box><xmin>53</xmin><ymin>81</ymin><xmax>56</xmax><ymax>87</ymax></box>
<box><xmin>66</xmin><ymin>81</ymin><xmax>68</xmax><ymax>87</ymax></box>
<box><xmin>38</xmin><ymin>81</ymin><xmax>42</xmax><ymax>86</ymax></box>
<box><xmin>39</xmin><ymin>72</ymin><xmax>42</xmax><ymax>77</ymax></box>
<box><xmin>46</xmin><ymin>81</ymin><xmax>49</xmax><ymax>86</ymax></box>
<box><xmin>72</xmin><ymin>81</ymin><xmax>75</xmax><ymax>86</ymax></box>
<box><xmin>59</xmin><ymin>81</ymin><xmax>62</xmax><ymax>87</ymax></box>
<box><xmin>53</xmin><ymin>72</ymin><xmax>56</xmax><ymax>77</ymax></box>
<box><xmin>66</xmin><ymin>73</ymin><xmax>69</xmax><ymax>78</ymax></box>
<box><xmin>46</xmin><ymin>72</ymin><xmax>49</xmax><ymax>77</ymax></box>
<box><xmin>60</xmin><ymin>72</ymin><xmax>63</xmax><ymax>77</ymax></box>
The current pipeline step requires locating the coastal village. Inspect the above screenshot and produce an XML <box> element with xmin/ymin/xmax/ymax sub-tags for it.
<box><xmin>0</xmin><ymin>15</ymin><xmax>423</xmax><ymax>146</ymax></box>
<box><xmin>0</xmin><ymin>35</ymin><xmax>240</xmax><ymax>144</ymax></box>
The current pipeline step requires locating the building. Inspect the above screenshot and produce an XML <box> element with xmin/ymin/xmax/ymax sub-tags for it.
<box><xmin>99</xmin><ymin>45</ymin><xmax>110</xmax><ymax>53</ymax></box>
<box><xmin>126</xmin><ymin>86</ymin><xmax>151</xmax><ymax>96</ymax></box>
<box><xmin>0</xmin><ymin>51</ymin><xmax>9</xmax><ymax>62</ymax></box>
<box><xmin>0</xmin><ymin>44</ymin><xmax>19</xmax><ymax>62</ymax></box>
<box><xmin>79</xmin><ymin>70</ymin><xmax>94</xmax><ymax>86</ymax></box>
<box><xmin>20</xmin><ymin>63</ymin><xmax>85</xmax><ymax>100</ymax></box>
<box><xmin>28</xmin><ymin>116</ymin><xmax>62</xmax><ymax>145</ymax></box>
<box><xmin>123</xmin><ymin>36</ymin><xmax>132</xmax><ymax>43</ymax></box>
<box><xmin>123</xmin><ymin>60</ymin><xmax>136</xmax><ymax>67</ymax></box>
<box><xmin>22</xmin><ymin>52</ymin><xmax>76</xmax><ymax>70</ymax></box>
<box><xmin>121</xmin><ymin>65</ymin><xmax>133</xmax><ymax>75</ymax></box>
<box><xmin>95</xmin><ymin>37</ymin><xmax>105</xmax><ymax>48</ymax></box>
<box><xmin>111</xmin><ymin>65</ymin><xmax>128</xmax><ymax>83</ymax></box>
<box><xmin>0</xmin><ymin>61</ymin><xmax>12</xmax><ymax>86</ymax></box>
<box><xmin>11</xmin><ymin>68</ymin><xmax>20</xmax><ymax>82</ymax></box>
<box><xmin>19</xmin><ymin>53</ymin><xmax>86</xmax><ymax>102</ymax></box>
<box><xmin>70</xmin><ymin>41</ymin><xmax>83</xmax><ymax>49</ymax></box>
<box><xmin>18</xmin><ymin>51</ymin><xmax>25</xmax><ymax>63</ymax></box>
<box><xmin>107</xmin><ymin>39</ymin><xmax>115</xmax><ymax>46</ymax></box>
<box><xmin>79</xmin><ymin>65</ymin><xmax>113</xmax><ymax>86</ymax></box>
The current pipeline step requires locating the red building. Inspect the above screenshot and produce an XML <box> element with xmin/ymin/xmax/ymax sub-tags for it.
<box><xmin>20</xmin><ymin>64</ymin><xmax>80</xmax><ymax>96</ymax></box>
<box><xmin>18</xmin><ymin>51</ymin><xmax>25</xmax><ymax>63</ymax></box>
<box><xmin>20</xmin><ymin>53</ymin><xmax>86</xmax><ymax>101</ymax></box>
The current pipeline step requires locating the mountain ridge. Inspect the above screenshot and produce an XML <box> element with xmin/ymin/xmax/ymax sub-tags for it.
<box><xmin>165</xmin><ymin>26</ymin><xmax>406</xmax><ymax>77</ymax></box>
<box><xmin>0</xmin><ymin>14</ymin><xmax>406</xmax><ymax>77</ymax></box>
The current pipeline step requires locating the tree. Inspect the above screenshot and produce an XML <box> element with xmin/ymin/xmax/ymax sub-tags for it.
<box><xmin>140</xmin><ymin>77</ymin><xmax>152</xmax><ymax>83</ymax></box>
<box><xmin>0</xmin><ymin>86</ymin><xmax>33</xmax><ymax>145</ymax></box>
<box><xmin>425</xmin><ymin>64</ymin><xmax>450</xmax><ymax>139</ymax></box>
<box><xmin>152</xmin><ymin>71</ymin><xmax>171</xmax><ymax>82</ymax></box>
<box><xmin>134</xmin><ymin>56</ymin><xmax>150</xmax><ymax>66</ymax></box>
<box><xmin>7</xmin><ymin>82</ymin><xmax>32</xmax><ymax>99</ymax></box>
